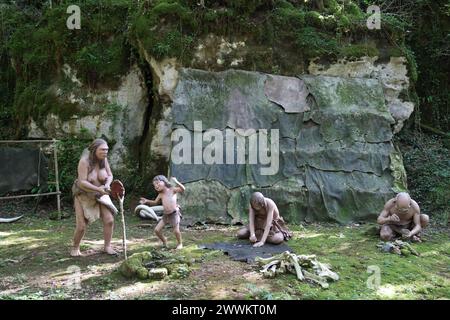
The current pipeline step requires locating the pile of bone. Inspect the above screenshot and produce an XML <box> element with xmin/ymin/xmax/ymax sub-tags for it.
<box><xmin>255</xmin><ymin>251</ymin><xmax>339</xmax><ymax>289</ymax></box>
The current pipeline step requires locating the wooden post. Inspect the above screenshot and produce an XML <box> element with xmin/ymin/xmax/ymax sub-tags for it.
<box><xmin>53</xmin><ymin>139</ymin><xmax>61</xmax><ymax>215</ymax></box>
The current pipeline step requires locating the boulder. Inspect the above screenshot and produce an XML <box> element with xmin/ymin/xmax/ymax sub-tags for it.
<box><xmin>119</xmin><ymin>252</ymin><xmax>152</xmax><ymax>279</ymax></box>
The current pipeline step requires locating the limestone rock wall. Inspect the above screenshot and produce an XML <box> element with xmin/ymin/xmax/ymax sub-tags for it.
<box><xmin>308</xmin><ymin>56</ymin><xmax>414</xmax><ymax>133</ymax></box>
<box><xmin>27</xmin><ymin>65</ymin><xmax>148</xmax><ymax>169</ymax></box>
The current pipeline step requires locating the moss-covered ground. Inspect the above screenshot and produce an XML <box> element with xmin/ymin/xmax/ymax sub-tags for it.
<box><xmin>0</xmin><ymin>201</ymin><xmax>448</xmax><ymax>300</ymax></box>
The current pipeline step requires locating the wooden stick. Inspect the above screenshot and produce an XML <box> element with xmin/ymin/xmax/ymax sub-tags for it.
<box><xmin>119</xmin><ymin>198</ymin><xmax>127</xmax><ymax>260</ymax></box>
<box><xmin>53</xmin><ymin>139</ymin><xmax>61</xmax><ymax>215</ymax></box>
<box><xmin>0</xmin><ymin>192</ymin><xmax>61</xmax><ymax>200</ymax></box>
<box><xmin>0</xmin><ymin>140</ymin><xmax>60</xmax><ymax>143</ymax></box>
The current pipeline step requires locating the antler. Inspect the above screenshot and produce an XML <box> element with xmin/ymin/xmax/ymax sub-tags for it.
<box><xmin>0</xmin><ymin>216</ymin><xmax>23</xmax><ymax>223</ymax></box>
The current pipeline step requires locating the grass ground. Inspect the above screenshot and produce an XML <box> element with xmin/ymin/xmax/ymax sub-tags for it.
<box><xmin>0</xmin><ymin>201</ymin><xmax>448</xmax><ymax>300</ymax></box>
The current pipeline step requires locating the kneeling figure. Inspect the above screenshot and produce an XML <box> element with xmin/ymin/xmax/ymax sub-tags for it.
<box><xmin>237</xmin><ymin>192</ymin><xmax>292</xmax><ymax>247</ymax></box>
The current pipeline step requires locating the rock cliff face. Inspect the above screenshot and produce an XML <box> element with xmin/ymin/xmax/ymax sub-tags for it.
<box><xmin>27</xmin><ymin>65</ymin><xmax>149</xmax><ymax>169</ymax></box>
<box><xmin>164</xmin><ymin>68</ymin><xmax>406</xmax><ymax>224</ymax></box>
<box><xmin>25</xmin><ymin>53</ymin><xmax>412</xmax><ymax>224</ymax></box>
<box><xmin>308</xmin><ymin>56</ymin><xmax>414</xmax><ymax>134</ymax></box>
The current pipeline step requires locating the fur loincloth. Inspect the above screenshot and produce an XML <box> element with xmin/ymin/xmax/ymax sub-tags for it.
<box><xmin>72</xmin><ymin>180</ymin><xmax>118</xmax><ymax>224</ymax></box>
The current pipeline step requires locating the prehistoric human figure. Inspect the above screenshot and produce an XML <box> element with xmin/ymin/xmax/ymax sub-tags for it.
<box><xmin>139</xmin><ymin>176</ymin><xmax>185</xmax><ymax>249</ymax></box>
<box><xmin>71</xmin><ymin>139</ymin><xmax>118</xmax><ymax>257</ymax></box>
<box><xmin>237</xmin><ymin>192</ymin><xmax>292</xmax><ymax>247</ymax></box>
<box><xmin>377</xmin><ymin>192</ymin><xmax>429</xmax><ymax>242</ymax></box>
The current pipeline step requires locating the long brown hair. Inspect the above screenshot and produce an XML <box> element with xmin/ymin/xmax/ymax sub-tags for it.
<box><xmin>87</xmin><ymin>139</ymin><xmax>107</xmax><ymax>173</ymax></box>
<box><xmin>153</xmin><ymin>175</ymin><xmax>172</xmax><ymax>188</ymax></box>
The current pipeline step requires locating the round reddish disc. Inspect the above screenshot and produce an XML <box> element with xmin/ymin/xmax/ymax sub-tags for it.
<box><xmin>110</xmin><ymin>180</ymin><xmax>125</xmax><ymax>200</ymax></box>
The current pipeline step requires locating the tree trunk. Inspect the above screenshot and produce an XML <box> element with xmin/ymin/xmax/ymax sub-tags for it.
<box><xmin>313</xmin><ymin>0</ymin><xmax>325</xmax><ymax>11</ymax></box>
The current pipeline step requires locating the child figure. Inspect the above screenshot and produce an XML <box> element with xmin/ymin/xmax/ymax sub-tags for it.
<box><xmin>140</xmin><ymin>175</ymin><xmax>185</xmax><ymax>249</ymax></box>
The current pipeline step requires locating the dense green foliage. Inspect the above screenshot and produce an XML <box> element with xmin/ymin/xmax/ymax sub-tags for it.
<box><xmin>2</xmin><ymin>1</ymin><xmax>446</xmax><ymax>133</ymax></box>
<box><xmin>363</xmin><ymin>0</ymin><xmax>449</xmax><ymax>131</ymax></box>
<box><xmin>0</xmin><ymin>0</ymin><xmax>132</xmax><ymax>131</ymax></box>
<box><xmin>53</xmin><ymin>136</ymin><xmax>91</xmax><ymax>198</ymax></box>
<box><xmin>398</xmin><ymin>131</ymin><xmax>450</xmax><ymax>225</ymax></box>
<box><xmin>407</xmin><ymin>0</ymin><xmax>449</xmax><ymax>131</ymax></box>
<box><xmin>0</xmin><ymin>0</ymin><xmax>409</xmax><ymax>136</ymax></box>
<box><xmin>129</xmin><ymin>0</ymin><xmax>397</xmax><ymax>63</ymax></box>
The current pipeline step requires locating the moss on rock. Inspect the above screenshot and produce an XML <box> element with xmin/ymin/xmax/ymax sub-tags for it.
<box><xmin>168</xmin><ymin>264</ymin><xmax>190</xmax><ymax>279</ymax></box>
<box><xmin>119</xmin><ymin>252</ymin><xmax>153</xmax><ymax>279</ymax></box>
<box><xmin>390</xmin><ymin>145</ymin><xmax>408</xmax><ymax>193</ymax></box>
<box><xmin>119</xmin><ymin>249</ymin><xmax>193</xmax><ymax>280</ymax></box>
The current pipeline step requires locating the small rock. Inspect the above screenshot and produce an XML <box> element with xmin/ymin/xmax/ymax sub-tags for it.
<box><xmin>148</xmin><ymin>268</ymin><xmax>168</xmax><ymax>280</ymax></box>
<box><xmin>381</xmin><ymin>243</ymin><xmax>394</xmax><ymax>252</ymax></box>
<box><xmin>136</xmin><ymin>267</ymin><xmax>149</xmax><ymax>280</ymax></box>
